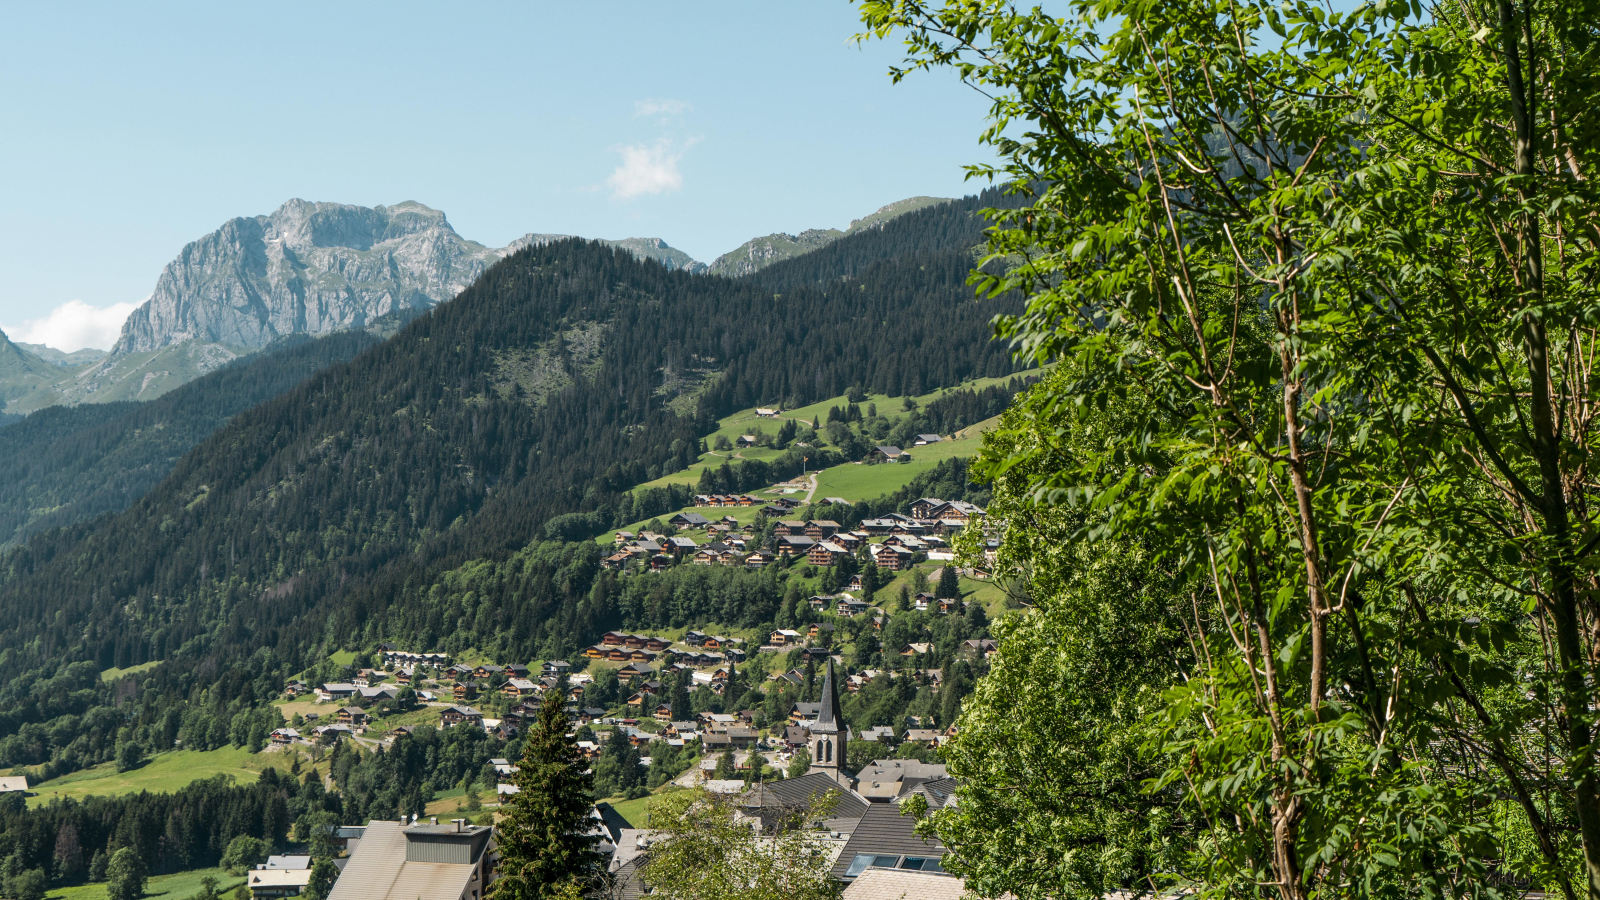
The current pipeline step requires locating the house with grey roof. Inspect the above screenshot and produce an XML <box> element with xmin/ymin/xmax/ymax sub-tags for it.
<box><xmin>325</xmin><ymin>820</ymin><xmax>494</xmax><ymax>900</ymax></box>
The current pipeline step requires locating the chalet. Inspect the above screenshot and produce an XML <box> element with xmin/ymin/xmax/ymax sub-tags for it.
<box><xmin>744</xmin><ymin>550</ymin><xmax>774</xmax><ymax>568</ymax></box>
<box><xmin>542</xmin><ymin>660</ymin><xmax>571</xmax><ymax>676</ymax></box>
<box><xmin>870</xmin><ymin>445</ymin><xmax>905</xmax><ymax>463</ymax></box>
<box><xmin>472</xmin><ymin>664</ymin><xmax>504</xmax><ymax>680</ymax></box>
<box><xmin>834</xmin><ymin>533</ymin><xmax>863</xmax><ymax>551</ymax></box>
<box><xmin>269</xmin><ymin>728</ymin><xmax>301</xmax><ymax>746</ymax></box>
<box><xmin>317</xmin><ymin>683</ymin><xmax>356</xmax><ymax>702</ymax></box>
<box><xmin>683</xmin><ymin>630</ymin><xmax>708</xmax><ymax>646</ymax></box>
<box><xmin>776</xmin><ymin>520</ymin><xmax>809</xmax><ymax>536</ymax></box>
<box><xmin>440</xmin><ymin>706</ymin><xmax>484</xmax><ymax>728</ymax></box>
<box><xmin>583</xmin><ymin>645</ymin><xmax>608</xmax><ymax>659</ymax></box>
<box><xmin>758</xmin><ymin>504</ymin><xmax>791</xmax><ymax>519</ymax></box>
<box><xmin>702</xmin><ymin>729</ymin><xmax>758</xmax><ymax>751</ymax></box>
<box><xmin>961</xmin><ymin>638</ymin><xmax>999</xmax><ymax>658</ymax></box>
<box><xmin>938</xmin><ymin>598</ymin><xmax>962</xmax><ymax>614</ymax></box>
<box><xmin>858</xmin><ymin>725</ymin><xmax>897</xmax><ymax>743</ymax></box>
<box><xmin>613</xmin><ymin>530</ymin><xmax>636</xmax><ymax>544</ymax></box>
<box><xmin>283</xmin><ymin>681</ymin><xmax>307</xmax><ymax>698</ymax></box>
<box><xmin>874</xmin><ymin>543</ymin><xmax>914</xmax><ymax>572</ymax></box>
<box><xmin>629</xmin><ymin>649</ymin><xmax>659</xmax><ymax>663</ymax></box>
<box><xmin>837</xmin><ymin>598</ymin><xmax>871</xmax><ymax>617</ymax></box>
<box><xmin>601</xmin><ymin>631</ymin><xmax>632</xmax><ymax>646</ymax></box>
<box><xmin>607</xmin><ymin>647</ymin><xmax>632</xmax><ymax>662</ymax></box>
<box><xmin>724</xmin><ymin>647</ymin><xmax>747</xmax><ymax>663</ymax></box>
<box><xmin>807</xmin><ymin>594</ymin><xmax>836</xmax><ymax>611</ymax></box>
<box><xmin>804</xmin><ymin>520</ymin><xmax>841</xmax><ymax>539</ymax></box>
<box><xmin>913</xmin><ymin>592</ymin><xmax>935</xmax><ymax>611</ymax></box>
<box><xmin>909</xmin><ymin>498</ymin><xmax>946</xmax><ymax>519</ymax></box>
<box><xmin>824</xmin><ymin>496</ymin><xmax>852</xmax><ymax>506</ymax></box>
<box><xmin>901</xmin><ymin>643</ymin><xmax>933</xmax><ymax>657</ymax></box>
<box><xmin>503</xmin><ymin>678</ymin><xmax>539</xmax><ymax>697</ymax></box>
<box><xmin>808</xmin><ymin>622</ymin><xmax>836</xmax><ymax>639</ymax></box>
<box><xmin>701</xmin><ymin>635</ymin><xmax>726</xmax><ymax>650</ymax></box>
<box><xmin>776</xmin><ymin>535</ymin><xmax>815</xmax><ymax>557</ymax></box>
<box><xmin>903</xmin><ymin>728</ymin><xmax>943</xmax><ymax>746</ymax></box>
<box><xmin>693</xmin><ymin>547</ymin><xmax>722</xmax><ymax>566</ymax></box>
<box><xmin>798</xmin><ymin>647</ymin><xmax>833</xmax><ymax>664</ymax></box>
<box><xmin>769</xmin><ymin>669</ymin><xmax>805</xmax><ymax>689</ymax></box>
<box><xmin>755</xmin><ymin>408</ymin><xmax>781</xmax><ymax>417</ymax></box>
<box><xmin>783</xmin><ymin>724</ymin><xmax>812</xmax><ymax>750</ymax></box>
<box><xmin>791</xmin><ymin>701</ymin><xmax>822</xmax><ymax>723</ymax></box>
<box><xmin>618</xmin><ymin>662</ymin><xmax>655</xmax><ymax>679</ymax></box>
<box><xmin>735</xmin><ymin>434</ymin><xmax>758</xmax><ymax>448</ymax></box>
<box><xmin>653</xmin><ymin>704</ymin><xmax>673</xmax><ymax>722</ymax></box>
<box><xmin>505</xmin><ymin>663</ymin><xmax>530</xmax><ymax>678</ymax></box>
<box><xmin>394</xmin><ymin>669</ymin><xmax>412</xmax><ymax>685</ymax></box>
<box><xmin>453</xmin><ymin>683</ymin><xmax>478</xmax><ymax>702</ymax></box>
<box><xmin>357</xmin><ymin>686</ymin><xmax>398</xmax><ymax>702</ymax></box>
<box><xmin>871</xmin><ymin>615</ymin><xmax>888</xmax><ymax>631</ymax></box>
<box><xmin>808</xmin><ymin>541</ymin><xmax>850</xmax><ymax>567</ymax></box>
<box><xmin>914</xmin><ymin>434</ymin><xmax>943</xmax><ymax>445</ymax></box>
<box><xmin>601</xmin><ymin>552</ymin><xmax>630</xmax><ymax>570</ymax></box>
<box><xmin>336</xmin><ymin>707</ymin><xmax>368</xmax><ymax>727</ymax></box>
<box><xmin>649</xmin><ymin>554</ymin><xmax>672</xmax><ymax>571</ymax></box>
<box><xmin>668</xmin><ymin>512</ymin><xmax>710</xmax><ymax>529</ymax></box>
<box><xmin>313</xmin><ymin>724</ymin><xmax>353</xmax><ymax>742</ymax></box>
<box><xmin>667</xmin><ymin>721</ymin><xmax>698</xmax><ymax>737</ymax></box>
<box><xmin>769</xmin><ymin>629</ymin><xmax>803</xmax><ymax>646</ymax></box>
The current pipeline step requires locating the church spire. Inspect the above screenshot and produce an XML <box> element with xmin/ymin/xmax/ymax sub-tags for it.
<box><xmin>814</xmin><ymin>659</ymin><xmax>843</xmax><ymax>733</ymax></box>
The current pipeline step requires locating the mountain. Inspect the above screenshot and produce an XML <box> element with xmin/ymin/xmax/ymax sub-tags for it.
<box><xmin>15</xmin><ymin>344</ymin><xmax>106</xmax><ymax>366</ymax></box>
<box><xmin>0</xmin><ymin>330</ymin><xmax>377</xmax><ymax>547</ymax></box>
<box><xmin>706</xmin><ymin>196</ymin><xmax>951</xmax><ymax>277</ymax></box>
<box><xmin>19</xmin><ymin>200</ymin><xmax>703</xmax><ymax>412</ymax></box>
<box><xmin>506</xmin><ymin>234</ymin><xmax>705</xmax><ymax>273</ymax></box>
<box><xmin>0</xmin><ymin>329</ymin><xmax>68</xmax><ymax>413</ymax></box>
<box><xmin>0</xmin><ymin>189</ymin><xmax>1020</xmax><ymax>775</ymax></box>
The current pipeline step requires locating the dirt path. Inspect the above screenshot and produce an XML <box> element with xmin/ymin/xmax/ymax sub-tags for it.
<box><xmin>803</xmin><ymin>472</ymin><xmax>819</xmax><ymax>504</ymax></box>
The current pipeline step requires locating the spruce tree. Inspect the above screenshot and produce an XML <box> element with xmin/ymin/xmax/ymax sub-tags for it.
<box><xmin>492</xmin><ymin>690</ymin><xmax>602</xmax><ymax>900</ymax></box>
<box><xmin>937</xmin><ymin>565</ymin><xmax>960</xmax><ymax>599</ymax></box>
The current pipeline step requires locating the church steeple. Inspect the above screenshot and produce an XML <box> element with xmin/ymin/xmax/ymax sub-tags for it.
<box><xmin>808</xmin><ymin>659</ymin><xmax>850</xmax><ymax>787</ymax></box>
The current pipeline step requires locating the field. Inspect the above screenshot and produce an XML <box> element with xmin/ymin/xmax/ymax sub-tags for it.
<box><xmin>47</xmin><ymin>867</ymin><xmax>244</xmax><ymax>900</ymax></box>
<box><xmin>632</xmin><ymin>370</ymin><xmax>1038</xmax><ymax>496</ymax></box>
<box><xmin>98</xmin><ymin>661</ymin><xmax>161</xmax><ymax>683</ymax></box>
<box><xmin>27</xmin><ymin>746</ymin><xmax>296</xmax><ymax>807</ymax></box>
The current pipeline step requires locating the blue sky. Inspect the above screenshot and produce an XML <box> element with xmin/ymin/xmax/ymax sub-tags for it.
<box><xmin>0</xmin><ymin>2</ymin><xmax>995</xmax><ymax>349</ymax></box>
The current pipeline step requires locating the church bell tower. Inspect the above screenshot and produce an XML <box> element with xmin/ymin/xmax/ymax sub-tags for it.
<box><xmin>808</xmin><ymin>659</ymin><xmax>851</xmax><ymax>788</ymax></box>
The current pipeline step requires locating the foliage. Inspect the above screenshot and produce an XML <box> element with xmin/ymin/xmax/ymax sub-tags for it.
<box><xmin>104</xmin><ymin>847</ymin><xmax>146</xmax><ymax>900</ymax></box>
<box><xmin>640</xmin><ymin>789</ymin><xmax>841</xmax><ymax>900</ymax></box>
<box><xmin>304</xmin><ymin>859</ymin><xmax>337</xmax><ymax>900</ymax></box>
<box><xmin>492</xmin><ymin>691</ymin><xmax>603</xmax><ymax>900</ymax></box>
<box><xmin>865</xmin><ymin>0</ymin><xmax>1600</xmax><ymax>893</ymax></box>
<box><xmin>0</xmin><ymin>332</ymin><xmax>376</xmax><ymax>548</ymax></box>
<box><xmin>218</xmin><ymin>835</ymin><xmax>264</xmax><ymax>874</ymax></box>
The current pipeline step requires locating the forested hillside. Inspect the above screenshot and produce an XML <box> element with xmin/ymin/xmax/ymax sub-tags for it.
<box><xmin>0</xmin><ymin>331</ymin><xmax>378</xmax><ymax>547</ymax></box>
<box><xmin>0</xmin><ymin>193</ymin><xmax>1021</xmax><ymax>780</ymax></box>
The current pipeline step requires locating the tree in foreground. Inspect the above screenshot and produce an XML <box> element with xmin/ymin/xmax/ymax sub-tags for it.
<box><xmin>641</xmin><ymin>789</ymin><xmax>840</xmax><ymax>900</ymax></box>
<box><xmin>303</xmin><ymin>859</ymin><xmax>338</xmax><ymax>900</ymax></box>
<box><xmin>104</xmin><ymin>848</ymin><xmax>146</xmax><ymax>900</ymax></box>
<box><xmin>491</xmin><ymin>689</ymin><xmax>603</xmax><ymax>900</ymax></box>
<box><xmin>862</xmin><ymin>0</ymin><xmax>1600</xmax><ymax>897</ymax></box>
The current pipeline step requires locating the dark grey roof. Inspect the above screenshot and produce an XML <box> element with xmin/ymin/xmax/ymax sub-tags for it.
<box><xmin>741</xmin><ymin>772</ymin><xmax>869</xmax><ymax>821</ymax></box>
<box><xmin>912</xmin><ymin>777</ymin><xmax>961</xmax><ymax>810</ymax></box>
<box><xmin>814</xmin><ymin>659</ymin><xmax>843</xmax><ymax>734</ymax></box>
<box><xmin>829</xmin><ymin>802</ymin><xmax>945</xmax><ymax>881</ymax></box>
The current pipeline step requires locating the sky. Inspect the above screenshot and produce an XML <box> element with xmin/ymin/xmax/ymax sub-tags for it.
<box><xmin>0</xmin><ymin>3</ymin><xmax>997</xmax><ymax>351</ymax></box>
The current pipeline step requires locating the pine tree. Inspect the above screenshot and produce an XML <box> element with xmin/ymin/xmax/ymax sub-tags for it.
<box><xmin>492</xmin><ymin>691</ymin><xmax>603</xmax><ymax>900</ymax></box>
<box><xmin>937</xmin><ymin>565</ymin><xmax>960</xmax><ymax>600</ymax></box>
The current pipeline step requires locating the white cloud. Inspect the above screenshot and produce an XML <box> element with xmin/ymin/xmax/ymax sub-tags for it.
<box><xmin>634</xmin><ymin>98</ymin><xmax>690</xmax><ymax>118</ymax></box>
<box><xmin>607</xmin><ymin>139</ymin><xmax>690</xmax><ymax>200</ymax></box>
<box><xmin>3</xmin><ymin>299</ymin><xmax>140</xmax><ymax>351</ymax></box>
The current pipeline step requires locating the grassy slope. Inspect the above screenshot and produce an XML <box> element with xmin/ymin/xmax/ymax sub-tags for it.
<box><xmin>48</xmin><ymin>867</ymin><xmax>246</xmax><ymax>900</ymax></box>
<box><xmin>27</xmin><ymin>747</ymin><xmax>296</xmax><ymax>808</ymax></box>
<box><xmin>603</xmin><ymin>373</ymin><xmax>1027</xmax><ymax>541</ymax></box>
<box><xmin>99</xmin><ymin>661</ymin><xmax>162</xmax><ymax>683</ymax></box>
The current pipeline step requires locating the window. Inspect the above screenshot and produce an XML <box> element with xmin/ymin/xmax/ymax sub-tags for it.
<box><xmin>899</xmin><ymin>857</ymin><xmax>945</xmax><ymax>873</ymax></box>
<box><xmin>844</xmin><ymin>854</ymin><xmax>903</xmax><ymax>878</ymax></box>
